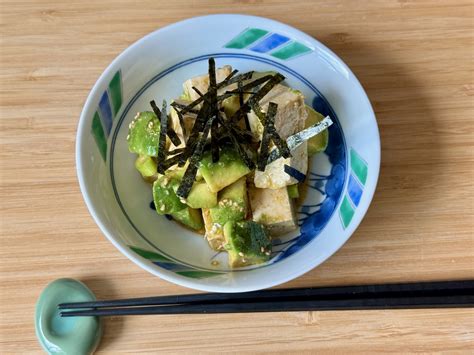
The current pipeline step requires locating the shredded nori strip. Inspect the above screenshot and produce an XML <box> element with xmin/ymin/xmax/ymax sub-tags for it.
<box><xmin>257</xmin><ymin>102</ymin><xmax>277</xmax><ymax>171</ymax></box>
<box><xmin>156</xmin><ymin>100</ymin><xmax>168</xmax><ymax>174</ymax></box>
<box><xmin>238</xmin><ymin>78</ymin><xmax>251</xmax><ymax>131</ymax></box>
<box><xmin>284</xmin><ymin>164</ymin><xmax>307</xmax><ymax>182</ymax></box>
<box><xmin>176</xmin><ymin>117</ymin><xmax>214</xmax><ymax>198</ymax></box>
<box><xmin>150</xmin><ymin>100</ymin><xmax>181</xmax><ymax>147</ymax></box>
<box><xmin>207</xmin><ymin>58</ymin><xmax>220</xmax><ymax>163</ymax></box>
<box><xmin>267</xmin><ymin>116</ymin><xmax>333</xmax><ymax>164</ymax></box>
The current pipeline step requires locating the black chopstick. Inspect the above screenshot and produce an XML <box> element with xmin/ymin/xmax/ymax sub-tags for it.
<box><xmin>61</xmin><ymin>294</ymin><xmax>473</xmax><ymax>317</ymax></box>
<box><xmin>59</xmin><ymin>280</ymin><xmax>474</xmax><ymax>310</ymax></box>
<box><xmin>59</xmin><ymin>280</ymin><xmax>474</xmax><ymax>317</ymax></box>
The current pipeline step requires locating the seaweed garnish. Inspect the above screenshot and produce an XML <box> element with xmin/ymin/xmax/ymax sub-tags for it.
<box><xmin>238</xmin><ymin>78</ymin><xmax>251</xmax><ymax>131</ymax></box>
<box><xmin>176</xmin><ymin>117</ymin><xmax>214</xmax><ymax>199</ymax></box>
<box><xmin>207</xmin><ymin>58</ymin><xmax>220</xmax><ymax>163</ymax></box>
<box><xmin>156</xmin><ymin>100</ymin><xmax>168</xmax><ymax>174</ymax></box>
<box><xmin>149</xmin><ymin>58</ymin><xmax>327</xmax><ymax>195</ymax></box>
<box><xmin>150</xmin><ymin>100</ymin><xmax>181</xmax><ymax>147</ymax></box>
<box><xmin>284</xmin><ymin>164</ymin><xmax>306</xmax><ymax>182</ymax></box>
<box><xmin>258</xmin><ymin>102</ymin><xmax>277</xmax><ymax>171</ymax></box>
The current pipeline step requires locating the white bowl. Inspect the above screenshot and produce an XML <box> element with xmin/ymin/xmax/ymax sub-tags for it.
<box><xmin>76</xmin><ymin>14</ymin><xmax>380</xmax><ymax>292</ymax></box>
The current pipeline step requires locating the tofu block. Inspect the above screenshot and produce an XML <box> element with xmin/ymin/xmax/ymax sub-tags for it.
<box><xmin>183</xmin><ymin>65</ymin><xmax>233</xmax><ymax>103</ymax></box>
<box><xmin>248</xmin><ymin>84</ymin><xmax>308</xmax><ymax>140</ymax></box>
<box><xmin>248</xmin><ymin>184</ymin><xmax>298</xmax><ymax>236</ymax></box>
<box><xmin>254</xmin><ymin>141</ymin><xmax>308</xmax><ymax>189</ymax></box>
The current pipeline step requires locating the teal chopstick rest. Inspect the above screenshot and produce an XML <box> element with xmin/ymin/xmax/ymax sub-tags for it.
<box><xmin>35</xmin><ymin>279</ymin><xmax>102</xmax><ymax>354</ymax></box>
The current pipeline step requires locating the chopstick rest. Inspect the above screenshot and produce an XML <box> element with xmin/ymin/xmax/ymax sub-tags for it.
<box><xmin>35</xmin><ymin>279</ymin><xmax>102</xmax><ymax>354</ymax></box>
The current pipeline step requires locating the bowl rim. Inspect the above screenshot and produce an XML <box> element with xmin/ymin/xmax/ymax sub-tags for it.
<box><xmin>76</xmin><ymin>14</ymin><xmax>381</xmax><ymax>292</ymax></box>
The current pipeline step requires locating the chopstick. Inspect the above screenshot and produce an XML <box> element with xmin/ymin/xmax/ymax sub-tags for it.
<box><xmin>59</xmin><ymin>280</ymin><xmax>474</xmax><ymax>317</ymax></box>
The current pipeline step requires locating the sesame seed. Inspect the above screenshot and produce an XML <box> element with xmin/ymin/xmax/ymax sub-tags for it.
<box><xmin>126</xmin><ymin>134</ymin><xmax>130</xmax><ymax>140</ymax></box>
<box><xmin>160</xmin><ymin>205</ymin><xmax>165</xmax><ymax>212</ymax></box>
<box><xmin>238</xmin><ymin>252</ymin><xmax>244</xmax><ymax>257</ymax></box>
<box><xmin>265</xmin><ymin>251</ymin><xmax>271</xmax><ymax>256</ymax></box>
<box><xmin>211</xmin><ymin>260</ymin><xmax>219</xmax><ymax>266</ymax></box>
<box><xmin>134</xmin><ymin>112</ymin><xmax>140</xmax><ymax>119</ymax></box>
<box><xmin>260</xmin><ymin>247</ymin><xmax>265</xmax><ymax>252</ymax></box>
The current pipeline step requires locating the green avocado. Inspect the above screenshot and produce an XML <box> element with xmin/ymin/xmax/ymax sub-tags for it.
<box><xmin>199</xmin><ymin>148</ymin><xmax>251</xmax><ymax>193</ymax></box>
<box><xmin>135</xmin><ymin>155</ymin><xmax>157</xmax><ymax>180</ymax></box>
<box><xmin>223</xmin><ymin>221</ymin><xmax>272</xmax><ymax>268</ymax></box>
<box><xmin>287</xmin><ymin>184</ymin><xmax>299</xmax><ymax>199</ymax></box>
<box><xmin>127</xmin><ymin>111</ymin><xmax>161</xmax><ymax>157</ymax></box>
<box><xmin>305</xmin><ymin>106</ymin><xmax>329</xmax><ymax>156</ymax></box>
<box><xmin>171</xmin><ymin>207</ymin><xmax>204</xmax><ymax>231</ymax></box>
<box><xmin>186</xmin><ymin>181</ymin><xmax>218</xmax><ymax>209</ymax></box>
<box><xmin>152</xmin><ymin>175</ymin><xmax>186</xmax><ymax>215</ymax></box>
<box><xmin>209</xmin><ymin>177</ymin><xmax>248</xmax><ymax>225</ymax></box>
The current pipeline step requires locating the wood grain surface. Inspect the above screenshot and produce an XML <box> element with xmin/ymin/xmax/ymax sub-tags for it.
<box><xmin>1</xmin><ymin>0</ymin><xmax>473</xmax><ymax>353</ymax></box>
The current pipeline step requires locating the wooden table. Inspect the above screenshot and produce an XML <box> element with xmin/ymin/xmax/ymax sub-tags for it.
<box><xmin>1</xmin><ymin>1</ymin><xmax>473</xmax><ymax>353</ymax></box>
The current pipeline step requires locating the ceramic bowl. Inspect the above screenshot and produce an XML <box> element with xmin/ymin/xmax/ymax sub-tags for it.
<box><xmin>76</xmin><ymin>14</ymin><xmax>380</xmax><ymax>292</ymax></box>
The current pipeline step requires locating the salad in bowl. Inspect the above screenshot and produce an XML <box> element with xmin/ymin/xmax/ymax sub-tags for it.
<box><xmin>127</xmin><ymin>58</ymin><xmax>332</xmax><ymax>268</ymax></box>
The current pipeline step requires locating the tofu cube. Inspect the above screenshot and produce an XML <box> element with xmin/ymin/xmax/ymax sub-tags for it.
<box><xmin>248</xmin><ymin>84</ymin><xmax>308</xmax><ymax>140</ymax></box>
<box><xmin>248</xmin><ymin>184</ymin><xmax>298</xmax><ymax>236</ymax></box>
<box><xmin>254</xmin><ymin>141</ymin><xmax>308</xmax><ymax>189</ymax></box>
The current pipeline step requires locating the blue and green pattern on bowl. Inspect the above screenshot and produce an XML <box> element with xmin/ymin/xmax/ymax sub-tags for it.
<box><xmin>76</xmin><ymin>15</ymin><xmax>380</xmax><ymax>292</ymax></box>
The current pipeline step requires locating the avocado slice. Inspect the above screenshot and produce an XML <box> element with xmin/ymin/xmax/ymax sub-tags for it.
<box><xmin>287</xmin><ymin>184</ymin><xmax>299</xmax><ymax>199</ymax></box>
<box><xmin>152</xmin><ymin>175</ymin><xmax>186</xmax><ymax>215</ymax></box>
<box><xmin>199</xmin><ymin>148</ymin><xmax>251</xmax><ymax>193</ymax></box>
<box><xmin>186</xmin><ymin>181</ymin><xmax>218</xmax><ymax>209</ymax></box>
<box><xmin>203</xmin><ymin>177</ymin><xmax>248</xmax><ymax>251</ymax></box>
<box><xmin>209</xmin><ymin>177</ymin><xmax>248</xmax><ymax>225</ymax></box>
<box><xmin>127</xmin><ymin>111</ymin><xmax>161</xmax><ymax>157</ymax></box>
<box><xmin>305</xmin><ymin>106</ymin><xmax>329</xmax><ymax>156</ymax></box>
<box><xmin>171</xmin><ymin>207</ymin><xmax>204</xmax><ymax>231</ymax></box>
<box><xmin>135</xmin><ymin>155</ymin><xmax>157</xmax><ymax>182</ymax></box>
<box><xmin>223</xmin><ymin>221</ymin><xmax>272</xmax><ymax>268</ymax></box>
<box><xmin>202</xmin><ymin>177</ymin><xmax>248</xmax><ymax>251</ymax></box>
